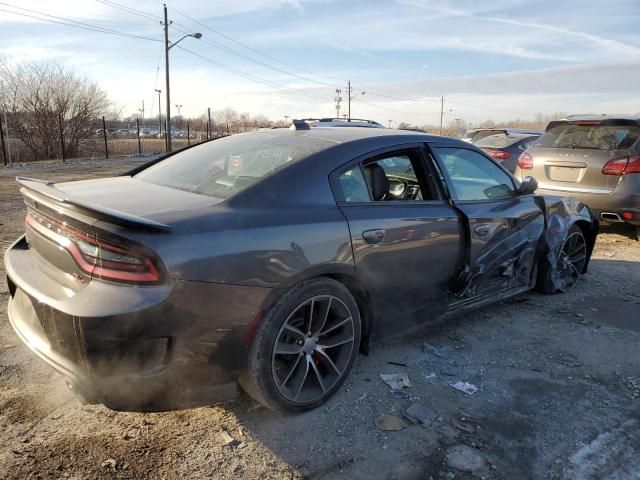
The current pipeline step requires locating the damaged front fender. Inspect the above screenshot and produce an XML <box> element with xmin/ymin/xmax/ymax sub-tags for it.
<box><xmin>535</xmin><ymin>194</ymin><xmax>599</xmax><ymax>290</ymax></box>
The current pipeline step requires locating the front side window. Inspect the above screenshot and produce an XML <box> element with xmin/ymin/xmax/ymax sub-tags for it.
<box><xmin>435</xmin><ymin>147</ymin><xmax>515</xmax><ymax>201</ymax></box>
<box><xmin>338</xmin><ymin>151</ymin><xmax>432</xmax><ymax>202</ymax></box>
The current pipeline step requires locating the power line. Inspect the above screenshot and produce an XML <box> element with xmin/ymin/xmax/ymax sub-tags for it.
<box><xmin>364</xmin><ymin>91</ymin><xmax>442</xmax><ymax>102</ymax></box>
<box><xmin>156</xmin><ymin>0</ymin><xmax>346</xmax><ymax>84</ymax></box>
<box><xmin>177</xmin><ymin>46</ymin><xmax>333</xmax><ymax>100</ymax></box>
<box><xmin>353</xmin><ymin>98</ymin><xmax>437</xmax><ymax>116</ymax></box>
<box><xmin>0</xmin><ymin>2</ymin><xmax>161</xmax><ymax>42</ymax></box>
<box><xmin>93</xmin><ymin>0</ymin><xmax>161</xmax><ymax>22</ymax></box>
<box><xmin>447</xmin><ymin>100</ymin><xmax>536</xmax><ymax>117</ymax></box>
<box><xmin>170</xmin><ymin>21</ymin><xmax>339</xmax><ymax>88</ymax></box>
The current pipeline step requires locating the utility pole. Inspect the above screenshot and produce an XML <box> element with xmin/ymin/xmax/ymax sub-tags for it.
<box><xmin>175</xmin><ymin>104</ymin><xmax>182</xmax><ymax>130</ymax></box>
<box><xmin>0</xmin><ymin>80</ymin><xmax>11</xmax><ymax>165</ymax></box>
<box><xmin>334</xmin><ymin>89</ymin><xmax>342</xmax><ymax>118</ymax></box>
<box><xmin>241</xmin><ymin>113</ymin><xmax>247</xmax><ymax>132</ymax></box>
<box><xmin>207</xmin><ymin>107</ymin><xmax>211</xmax><ymax>139</ymax></box>
<box><xmin>284</xmin><ymin>115</ymin><xmax>289</xmax><ymax>125</ymax></box>
<box><xmin>388</xmin><ymin>120</ymin><xmax>392</xmax><ymax>129</ymax></box>
<box><xmin>439</xmin><ymin>96</ymin><xmax>444</xmax><ymax>136</ymax></box>
<box><xmin>155</xmin><ymin>89</ymin><xmax>162</xmax><ymax>136</ymax></box>
<box><xmin>139</xmin><ymin>99</ymin><xmax>145</xmax><ymax>127</ymax></box>
<box><xmin>163</xmin><ymin>3</ymin><xmax>172</xmax><ymax>152</ymax></box>
<box><xmin>0</xmin><ymin>116</ymin><xmax>6</xmax><ymax>166</ymax></box>
<box><xmin>347</xmin><ymin>80</ymin><xmax>351</xmax><ymax>122</ymax></box>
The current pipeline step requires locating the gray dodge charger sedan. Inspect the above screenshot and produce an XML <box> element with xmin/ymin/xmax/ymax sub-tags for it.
<box><xmin>5</xmin><ymin>125</ymin><xmax>598</xmax><ymax>412</ymax></box>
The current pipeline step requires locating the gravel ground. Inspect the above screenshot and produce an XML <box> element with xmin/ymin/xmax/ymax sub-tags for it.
<box><xmin>1</xmin><ymin>158</ymin><xmax>639</xmax><ymax>480</ymax></box>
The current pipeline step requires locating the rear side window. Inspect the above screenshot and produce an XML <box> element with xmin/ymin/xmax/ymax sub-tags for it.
<box><xmin>537</xmin><ymin>124</ymin><xmax>640</xmax><ymax>150</ymax></box>
<box><xmin>436</xmin><ymin>147</ymin><xmax>515</xmax><ymax>201</ymax></box>
<box><xmin>136</xmin><ymin>132</ymin><xmax>332</xmax><ymax>199</ymax></box>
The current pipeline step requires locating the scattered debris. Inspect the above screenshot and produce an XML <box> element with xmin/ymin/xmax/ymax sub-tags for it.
<box><xmin>450</xmin><ymin>381</ymin><xmax>478</xmax><ymax>395</ymax></box>
<box><xmin>356</xmin><ymin>393</ymin><xmax>367</xmax><ymax>402</ymax></box>
<box><xmin>622</xmin><ymin>376</ymin><xmax>640</xmax><ymax>399</ymax></box>
<box><xmin>387</xmin><ymin>361</ymin><xmax>409</xmax><ymax>367</ymax></box>
<box><xmin>101</xmin><ymin>459</ymin><xmax>117</xmax><ymax>471</ymax></box>
<box><xmin>422</xmin><ymin>343</ymin><xmax>450</xmax><ymax>359</ymax></box>
<box><xmin>220</xmin><ymin>429</ymin><xmax>239</xmax><ymax>448</ymax></box>
<box><xmin>452</xmin><ymin>416</ymin><xmax>476</xmax><ymax>434</ymax></box>
<box><xmin>374</xmin><ymin>414</ymin><xmax>407</xmax><ymax>431</ymax></box>
<box><xmin>446</xmin><ymin>445</ymin><xmax>488</xmax><ymax>475</ymax></box>
<box><xmin>390</xmin><ymin>389</ymin><xmax>410</xmax><ymax>399</ymax></box>
<box><xmin>402</xmin><ymin>403</ymin><xmax>437</xmax><ymax>426</ymax></box>
<box><xmin>380</xmin><ymin>373</ymin><xmax>412</xmax><ymax>390</ymax></box>
<box><xmin>423</xmin><ymin>372</ymin><xmax>438</xmax><ymax>383</ymax></box>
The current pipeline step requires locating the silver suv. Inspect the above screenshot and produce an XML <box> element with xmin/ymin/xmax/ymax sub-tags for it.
<box><xmin>514</xmin><ymin>115</ymin><xmax>640</xmax><ymax>239</ymax></box>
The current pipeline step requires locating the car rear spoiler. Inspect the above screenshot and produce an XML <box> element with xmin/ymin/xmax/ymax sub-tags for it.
<box><xmin>16</xmin><ymin>177</ymin><xmax>172</xmax><ymax>232</ymax></box>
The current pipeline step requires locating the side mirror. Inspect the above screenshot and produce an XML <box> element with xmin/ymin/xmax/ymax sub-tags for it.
<box><xmin>517</xmin><ymin>176</ymin><xmax>538</xmax><ymax>195</ymax></box>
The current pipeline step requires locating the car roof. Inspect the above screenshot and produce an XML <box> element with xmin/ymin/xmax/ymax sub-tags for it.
<box><xmin>256</xmin><ymin>126</ymin><xmax>446</xmax><ymax>144</ymax></box>
<box><xmin>483</xmin><ymin>132</ymin><xmax>540</xmax><ymax>139</ymax></box>
<box><xmin>564</xmin><ymin>114</ymin><xmax>640</xmax><ymax>122</ymax></box>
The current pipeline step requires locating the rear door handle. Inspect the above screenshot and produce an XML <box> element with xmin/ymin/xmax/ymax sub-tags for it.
<box><xmin>362</xmin><ymin>229</ymin><xmax>385</xmax><ymax>244</ymax></box>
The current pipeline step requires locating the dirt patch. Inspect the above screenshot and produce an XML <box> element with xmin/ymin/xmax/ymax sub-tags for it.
<box><xmin>1</xmin><ymin>159</ymin><xmax>640</xmax><ymax>479</ymax></box>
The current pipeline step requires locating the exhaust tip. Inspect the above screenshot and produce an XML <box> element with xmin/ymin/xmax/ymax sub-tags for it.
<box><xmin>600</xmin><ymin>212</ymin><xmax>624</xmax><ymax>223</ymax></box>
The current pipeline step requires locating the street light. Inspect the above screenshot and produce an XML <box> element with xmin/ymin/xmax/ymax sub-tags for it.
<box><xmin>163</xmin><ymin>3</ymin><xmax>202</xmax><ymax>151</ymax></box>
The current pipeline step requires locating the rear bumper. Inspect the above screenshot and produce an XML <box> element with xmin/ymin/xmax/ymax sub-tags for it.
<box><xmin>536</xmin><ymin>174</ymin><xmax>640</xmax><ymax>227</ymax></box>
<box><xmin>5</xmin><ymin>237</ymin><xmax>277</xmax><ymax>411</ymax></box>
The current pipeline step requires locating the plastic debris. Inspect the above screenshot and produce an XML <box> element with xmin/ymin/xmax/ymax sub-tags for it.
<box><xmin>403</xmin><ymin>403</ymin><xmax>437</xmax><ymax>426</ymax></box>
<box><xmin>374</xmin><ymin>414</ymin><xmax>406</xmax><ymax>431</ymax></box>
<box><xmin>450</xmin><ymin>381</ymin><xmax>478</xmax><ymax>395</ymax></box>
<box><xmin>424</xmin><ymin>372</ymin><xmax>438</xmax><ymax>383</ymax></box>
<box><xmin>452</xmin><ymin>416</ymin><xmax>476</xmax><ymax>433</ymax></box>
<box><xmin>390</xmin><ymin>389</ymin><xmax>410</xmax><ymax>399</ymax></box>
<box><xmin>220</xmin><ymin>429</ymin><xmax>239</xmax><ymax>448</ymax></box>
<box><xmin>387</xmin><ymin>361</ymin><xmax>409</xmax><ymax>367</ymax></box>
<box><xmin>380</xmin><ymin>373</ymin><xmax>412</xmax><ymax>390</ymax></box>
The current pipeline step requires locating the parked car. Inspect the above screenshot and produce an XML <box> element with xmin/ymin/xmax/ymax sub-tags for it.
<box><xmin>515</xmin><ymin>115</ymin><xmax>640</xmax><ymax>239</ymax></box>
<box><xmin>5</xmin><ymin>127</ymin><xmax>597</xmax><ymax>413</ymax></box>
<box><xmin>475</xmin><ymin>132</ymin><xmax>541</xmax><ymax>173</ymax></box>
<box><xmin>461</xmin><ymin>128</ymin><xmax>543</xmax><ymax>144</ymax></box>
<box><xmin>302</xmin><ymin>118</ymin><xmax>385</xmax><ymax>128</ymax></box>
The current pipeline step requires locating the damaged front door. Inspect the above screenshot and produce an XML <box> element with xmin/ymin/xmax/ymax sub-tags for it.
<box><xmin>431</xmin><ymin>146</ymin><xmax>545</xmax><ymax>310</ymax></box>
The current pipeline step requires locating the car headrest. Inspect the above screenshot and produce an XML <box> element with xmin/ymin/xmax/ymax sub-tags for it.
<box><xmin>363</xmin><ymin>163</ymin><xmax>389</xmax><ymax>200</ymax></box>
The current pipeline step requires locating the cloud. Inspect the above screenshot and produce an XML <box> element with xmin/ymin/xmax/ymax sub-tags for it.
<box><xmin>399</xmin><ymin>0</ymin><xmax>640</xmax><ymax>57</ymax></box>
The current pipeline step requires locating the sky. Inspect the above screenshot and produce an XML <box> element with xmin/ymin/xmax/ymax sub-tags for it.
<box><xmin>0</xmin><ymin>0</ymin><xmax>639</xmax><ymax>127</ymax></box>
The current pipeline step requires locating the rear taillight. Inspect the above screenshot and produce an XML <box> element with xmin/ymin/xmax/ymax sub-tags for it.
<box><xmin>26</xmin><ymin>210</ymin><xmax>160</xmax><ymax>283</ymax></box>
<box><xmin>602</xmin><ymin>156</ymin><xmax>640</xmax><ymax>175</ymax></box>
<box><xmin>489</xmin><ymin>150</ymin><xmax>511</xmax><ymax>161</ymax></box>
<box><xmin>518</xmin><ymin>152</ymin><xmax>533</xmax><ymax>170</ymax></box>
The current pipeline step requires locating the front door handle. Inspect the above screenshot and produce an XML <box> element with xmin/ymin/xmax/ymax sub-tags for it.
<box><xmin>473</xmin><ymin>223</ymin><xmax>491</xmax><ymax>239</ymax></box>
<box><xmin>362</xmin><ymin>229</ymin><xmax>385</xmax><ymax>244</ymax></box>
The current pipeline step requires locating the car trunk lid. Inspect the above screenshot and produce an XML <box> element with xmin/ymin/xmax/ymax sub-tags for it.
<box><xmin>17</xmin><ymin>176</ymin><xmax>220</xmax><ymax>289</ymax></box>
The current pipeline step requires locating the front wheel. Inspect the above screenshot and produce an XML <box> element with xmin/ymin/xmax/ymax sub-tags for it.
<box><xmin>537</xmin><ymin>224</ymin><xmax>587</xmax><ymax>294</ymax></box>
<box><xmin>240</xmin><ymin>278</ymin><xmax>361</xmax><ymax>413</ymax></box>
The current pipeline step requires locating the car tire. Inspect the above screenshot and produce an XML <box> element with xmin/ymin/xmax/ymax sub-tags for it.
<box><xmin>240</xmin><ymin>277</ymin><xmax>361</xmax><ymax>413</ymax></box>
<box><xmin>537</xmin><ymin>224</ymin><xmax>587</xmax><ymax>294</ymax></box>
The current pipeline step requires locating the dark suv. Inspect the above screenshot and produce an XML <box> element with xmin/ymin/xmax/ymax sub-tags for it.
<box><xmin>515</xmin><ymin>115</ymin><xmax>640</xmax><ymax>238</ymax></box>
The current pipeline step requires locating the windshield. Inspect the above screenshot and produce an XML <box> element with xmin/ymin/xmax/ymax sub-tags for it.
<box><xmin>135</xmin><ymin>132</ymin><xmax>332</xmax><ymax>199</ymax></box>
<box><xmin>537</xmin><ymin>123</ymin><xmax>640</xmax><ymax>150</ymax></box>
<box><xmin>476</xmin><ymin>134</ymin><xmax>536</xmax><ymax>148</ymax></box>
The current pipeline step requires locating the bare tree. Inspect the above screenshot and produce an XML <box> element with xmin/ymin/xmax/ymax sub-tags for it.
<box><xmin>0</xmin><ymin>61</ymin><xmax>110</xmax><ymax>160</ymax></box>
